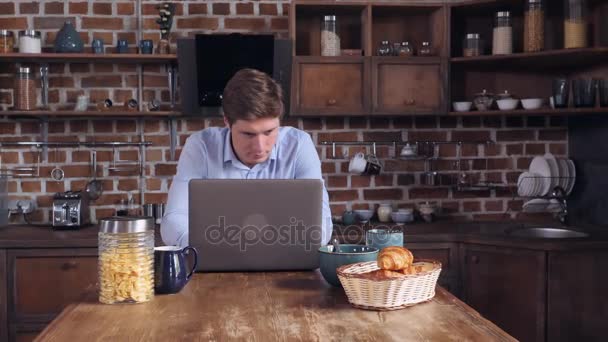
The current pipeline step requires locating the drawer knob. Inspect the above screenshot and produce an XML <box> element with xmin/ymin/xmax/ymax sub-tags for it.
<box><xmin>404</xmin><ymin>99</ymin><xmax>416</xmax><ymax>105</ymax></box>
<box><xmin>61</xmin><ymin>261</ymin><xmax>78</xmax><ymax>270</ymax></box>
<box><xmin>326</xmin><ymin>99</ymin><xmax>337</xmax><ymax>106</ymax></box>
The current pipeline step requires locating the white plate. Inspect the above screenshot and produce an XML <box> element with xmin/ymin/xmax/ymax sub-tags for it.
<box><xmin>566</xmin><ymin>159</ymin><xmax>576</xmax><ymax>195</ymax></box>
<box><xmin>529</xmin><ymin>156</ymin><xmax>551</xmax><ymax>196</ymax></box>
<box><xmin>544</xmin><ymin>153</ymin><xmax>559</xmax><ymax>191</ymax></box>
<box><xmin>518</xmin><ymin>172</ymin><xmax>534</xmax><ymax>197</ymax></box>
<box><xmin>557</xmin><ymin>159</ymin><xmax>569</xmax><ymax>191</ymax></box>
<box><xmin>523</xmin><ymin>199</ymin><xmax>550</xmax><ymax>213</ymax></box>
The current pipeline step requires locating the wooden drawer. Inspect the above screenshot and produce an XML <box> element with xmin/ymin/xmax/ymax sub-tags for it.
<box><xmin>372</xmin><ymin>58</ymin><xmax>444</xmax><ymax>114</ymax></box>
<box><xmin>8</xmin><ymin>249</ymin><xmax>98</xmax><ymax>323</ymax></box>
<box><xmin>291</xmin><ymin>56</ymin><xmax>369</xmax><ymax>116</ymax></box>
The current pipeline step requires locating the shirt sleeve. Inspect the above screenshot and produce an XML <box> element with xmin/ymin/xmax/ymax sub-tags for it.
<box><xmin>294</xmin><ymin>132</ymin><xmax>333</xmax><ymax>245</ymax></box>
<box><xmin>160</xmin><ymin>135</ymin><xmax>207</xmax><ymax>247</ymax></box>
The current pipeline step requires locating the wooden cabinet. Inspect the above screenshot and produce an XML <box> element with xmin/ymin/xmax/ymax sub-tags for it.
<box><xmin>291</xmin><ymin>57</ymin><xmax>369</xmax><ymax>116</ymax></box>
<box><xmin>547</xmin><ymin>250</ymin><xmax>608</xmax><ymax>342</ymax></box>
<box><xmin>7</xmin><ymin>248</ymin><xmax>97</xmax><ymax>342</ymax></box>
<box><xmin>1</xmin><ymin>249</ymin><xmax>7</xmax><ymax>342</ymax></box>
<box><xmin>407</xmin><ymin>242</ymin><xmax>460</xmax><ymax>297</ymax></box>
<box><xmin>461</xmin><ymin>244</ymin><xmax>547</xmax><ymax>342</ymax></box>
<box><xmin>372</xmin><ymin>58</ymin><xmax>445</xmax><ymax>115</ymax></box>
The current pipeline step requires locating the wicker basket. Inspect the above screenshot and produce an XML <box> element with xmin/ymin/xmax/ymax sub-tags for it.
<box><xmin>336</xmin><ymin>259</ymin><xmax>442</xmax><ymax>311</ymax></box>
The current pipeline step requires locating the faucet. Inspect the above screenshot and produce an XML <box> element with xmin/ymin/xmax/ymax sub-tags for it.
<box><xmin>551</xmin><ymin>187</ymin><xmax>568</xmax><ymax>226</ymax></box>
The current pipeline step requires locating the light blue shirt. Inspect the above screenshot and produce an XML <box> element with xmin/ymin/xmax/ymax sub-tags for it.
<box><xmin>161</xmin><ymin>126</ymin><xmax>332</xmax><ymax>247</ymax></box>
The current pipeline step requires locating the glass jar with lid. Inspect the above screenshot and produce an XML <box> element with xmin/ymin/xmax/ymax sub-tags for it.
<box><xmin>0</xmin><ymin>30</ymin><xmax>14</xmax><ymax>53</ymax></box>
<box><xmin>321</xmin><ymin>15</ymin><xmax>340</xmax><ymax>56</ymax></box>
<box><xmin>564</xmin><ymin>0</ymin><xmax>588</xmax><ymax>48</ymax></box>
<box><xmin>463</xmin><ymin>33</ymin><xmax>483</xmax><ymax>57</ymax></box>
<box><xmin>98</xmin><ymin>216</ymin><xmax>155</xmax><ymax>304</ymax></box>
<box><xmin>524</xmin><ymin>0</ymin><xmax>544</xmax><ymax>52</ymax></box>
<box><xmin>419</xmin><ymin>41</ymin><xmax>435</xmax><ymax>56</ymax></box>
<box><xmin>378</xmin><ymin>40</ymin><xmax>392</xmax><ymax>56</ymax></box>
<box><xmin>18</xmin><ymin>30</ymin><xmax>41</xmax><ymax>53</ymax></box>
<box><xmin>492</xmin><ymin>11</ymin><xmax>513</xmax><ymax>55</ymax></box>
<box><xmin>13</xmin><ymin>66</ymin><xmax>37</xmax><ymax>111</ymax></box>
<box><xmin>397</xmin><ymin>41</ymin><xmax>415</xmax><ymax>56</ymax></box>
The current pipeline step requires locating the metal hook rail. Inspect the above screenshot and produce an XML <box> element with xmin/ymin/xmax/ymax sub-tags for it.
<box><xmin>319</xmin><ymin>140</ymin><xmax>494</xmax><ymax>159</ymax></box>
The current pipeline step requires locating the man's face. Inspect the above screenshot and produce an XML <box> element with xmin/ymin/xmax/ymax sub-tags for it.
<box><xmin>226</xmin><ymin>117</ymin><xmax>280</xmax><ymax>168</ymax></box>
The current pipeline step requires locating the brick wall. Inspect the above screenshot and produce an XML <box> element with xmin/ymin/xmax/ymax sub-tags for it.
<box><xmin>0</xmin><ymin>1</ymin><xmax>567</xmax><ymax>224</ymax></box>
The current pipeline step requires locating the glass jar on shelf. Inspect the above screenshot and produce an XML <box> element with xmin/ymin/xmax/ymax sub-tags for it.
<box><xmin>463</xmin><ymin>33</ymin><xmax>483</xmax><ymax>57</ymax></box>
<box><xmin>492</xmin><ymin>11</ymin><xmax>513</xmax><ymax>55</ymax></box>
<box><xmin>377</xmin><ymin>40</ymin><xmax>392</xmax><ymax>56</ymax></box>
<box><xmin>0</xmin><ymin>30</ymin><xmax>14</xmax><ymax>53</ymax></box>
<box><xmin>524</xmin><ymin>0</ymin><xmax>545</xmax><ymax>52</ymax></box>
<box><xmin>321</xmin><ymin>15</ymin><xmax>340</xmax><ymax>56</ymax></box>
<box><xmin>419</xmin><ymin>41</ymin><xmax>435</xmax><ymax>56</ymax></box>
<box><xmin>397</xmin><ymin>41</ymin><xmax>415</xmax><ymax>56</ymax></box>
<box><xmin>564</xmin><ymin>0</ymin><xmax>588</xmax><ymax>48</ymax></box>
<box><xmin>13</xmin><ymin>66</ymin><xmax>37</xmax><ymax>111</ymax></box>
<box><xmin>18</xmin><ymin>30</ymin><xmax>41</xmax><ymax>53</ymax></box>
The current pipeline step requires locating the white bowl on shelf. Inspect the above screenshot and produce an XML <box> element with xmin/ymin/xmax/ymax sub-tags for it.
<box><xmin>354</xmin><ymin>209</ymin><xmax>374</xmax><ymax>223</ymax></box>
<box><xmin>521</xmin><ymin>98</ymin><xmax>544</xmax><ymax>110</ymax></box>
<box><xmin>452</xmin><ymin>101</ymin><xmax>473</xmax><ymax>112</ymax></box>
<box><xmin>496</xmin><ymin>98</ymin><xmax>520</xmax><ymax>111</ymax></box>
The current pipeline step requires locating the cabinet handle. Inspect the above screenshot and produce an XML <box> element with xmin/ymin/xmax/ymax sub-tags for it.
<box><xmin>471</xmin><ymin>255</ymin><xmax>479</xmax><ymax>264</ymax></box>
<box><xmin>61</xmin><ymin>261</ymin><xmax>78</xmax><ymax>270</ymax></box>
<box><xmin>404</xmin><ymin>99</ymin><xmax>416</xmax><ymax>105</ymax></box>
<box><xmin>326</xmin><ymin>99</ymin><xmax>337</xmax><ymax>106</ymax></box>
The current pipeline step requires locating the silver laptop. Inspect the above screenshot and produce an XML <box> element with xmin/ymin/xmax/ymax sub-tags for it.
<box><xmin>188</xmin><ymin>179</ymin><xmax>323</xmax><ymax>271</ymax></box>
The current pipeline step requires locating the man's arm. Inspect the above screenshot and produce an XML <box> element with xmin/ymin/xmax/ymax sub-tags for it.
<box><xmin>294</xmin><ymin>132</ymin><xmax>332</xmax><ymax>245</ymax></box>
<box><xmin>161</xmin><ymin>135</ymin><xmax>207</xmax><ymax>247</ymax></box>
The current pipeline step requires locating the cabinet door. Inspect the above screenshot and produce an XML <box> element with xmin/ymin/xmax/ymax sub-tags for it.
<box><xmin>8</xmin><ymin>249</ymin><xmax>98</xmax><ymax>323</ymax></box>
<box><xmin>406</xmin><ymin>242</ymin><xmax>460</xmax><ymax>297</ymax></box>
<box><xmin>9</xmin><ymin>323</ymin><xmax>45</xmax><ymax>342</ymax></box>
<box><xmin>372</xmin><ymin>58</ymin><xmax>444</xmax><ymax>115</ymax></box>
<box><xmin>461</xmin><ymin>244</ymin><xmax>546</xmax><ymax>342</ymax></box>
<box><xmin>547</xmin><ymin>250</ymin><xmax>608</xmax><ymax>342</ymax></box>
<box><xmin>1</xmin><ymin>249</ymin><xmax>7</xmax><ymax>342</ymax></box>
<box><xmin>291</xmin><ymin>56</ymin><xmax>369</xmax><ymax>116</ymax></box>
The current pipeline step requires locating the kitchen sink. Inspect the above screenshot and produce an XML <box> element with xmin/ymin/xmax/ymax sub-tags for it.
<box><xmin>506</xmin><ymin>227</ymin><xmax>589</xmax><ymax>239</ymax></box>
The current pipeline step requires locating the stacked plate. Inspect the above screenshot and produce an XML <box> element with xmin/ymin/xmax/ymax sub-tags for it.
<box><xmin>517</xmin><ymin>153</ymin><xmax>576</xmax><ymax>197</ymax></box>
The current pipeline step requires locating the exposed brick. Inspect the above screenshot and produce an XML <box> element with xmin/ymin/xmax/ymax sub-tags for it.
<box><xmin>350</xmin><ymin>175</ymin><xmax>370</xmax><ymax>187</ymax></box>
<box><xmin>483</xmin><ymin>116</ymin><xmax>502</xmax><ymax>128</ymax></box>
<box><xmin>118</xmin><ymin>179</ymin><xmax>138</xmax><ymax>191</ymax></box>
<box><xmin>82</xmin><ymin>17</ymin><xmax>123</xmax><ymax>30</ymax></box>
<box><xmin>212</xmin><ymin>3</ymin><xmax>230</xmax><ymax>15</ymax></box>
<box><xmin>20</xmin><ymin>2</ymin><xmax>39</xmax><ymax>14</ymax></box>
<box><xmin>155</xmin><ymin>164</ymin><xmax>176</xmax><ymax>176</ymax></box>
<box><xmin>0</xmin><ymin>18</ymin><xmax>28</xmax><ymax>29</ymax></box>
<box><xmin>538</xmin><ymin>129</ymin><xmax>567</xmax><ymax>141</ymax></box>
<box><xmin>517</xmin><ymin>157</ymin><xmax>533</xmax><ymax>170</ymax></box>
<box><xmin>506</xmin><ymin>144</ymin><xmax>524</xmax><ymax>155</ymax></box>
<box><xmin>363</xmin><ymin>188</ymin><xmax>402</xmax><ymax>200</ymax></box>
<box><xmin>414</xmin><ymin>116</ymin><xmax>437</xmax><ymax>128</ymax></box>
<box><xmin>505</xmin><ymin>116</ymin><xmax>524</xmax><ymax>127</ymax></box>
<box><xmin>303</xmin><ymin>118</ymin><xmax>322</xmax><ymax>130</ymax></box>
<box><xmin>496</xmin><ymin>130</ymin><xmax>535</xmax><ymax>142</ymax></box>
<box><xmin>362</xmin><ymin>131</ymin><xmax>401</xmax><ymax>142</ymax></box>
<box><xmin>0</xmin><ymin>122</ymin><xmax>16</xmax><ymax>134</ymax></box>
<box><xmin>46</xmin><ymin>181</ymin><xmax>65</xmax><ymax>193</ymax></box>
<box><xmin>462</xmin><ymin>116</ymin><xmax>482</xmax><ymax>128</ymax></box>
<box><xmin>44</xmin><ymin>2</ymin><xmax>64</xmax><ymax>14</ymax></box>
<box><xmin>117</xmin><ymin>2</ymin><xmax>134</xmax><ymax>15</ymax></box>
<box><xmin>484</xmin><ymin>200</ymin><xmax>504</xmax><ymax>212</ymax></box>
<box><xmin>69</xmin><ymin>63</ymin><xmax>90</xmax><ymax>73</ymax></box>
<box><xmin>349</xmin><ymin>118</ymin><xmax>367</xmax><ymax>129</ymax></box>
<box><xmin>189</xmin><ymin>3</ymin><xmax>208</xmax><ymax>15</ymax></box>
<box><xmin>236</xmin><ymin>3</ymin><xmax>253</xmax><ymax>15</ymax></box>
<box><xmin>224</xmin><ymin>18</ymin><xmax>266</xmax><ymax>31</ymax></box>
<box><xmin>92</xmin><ymin>120</ymin><xmax>113</xmax><ymax>133</ymax></box>
<box><xmin>484</xmin><ymin>143</ymin><xmax>501</xmax><ymax>156</ymax></box>
<box><xmin>177</xmin><ymin>17</ymin><xmax>219</xmax><ymax>30</ymax></box>
<box><xmin>549</xmin><ymin>143</ymin><xmax>567</xmax><ymax>155</ymax></box>
<box><xmin>451</xmin><ymin>130</ymin><xmax>491</xmax><ymax>142</ymax></box>
<box><xmin>282</xmin><ymin>3</ymin><xmax>289</xmax><ymax>15</ymax></box>
<box><xmin>146</xmin><ymin>149</ymin><xmax>163</xmax><ymax>162</ymax></box>
<box><xmin>329</xmin><ymin>190</ymin><xmax>358</xmax><ymax>202</ymax></box>
<box><xmin>317</xmin><ymin>132</ymin><xmax>358</xmax><ymax>142</ymax></box>
<box><xmin>116</xmin><ymin>120</ymin><xmax>137</xmax><ymax>133</ymax></box>
<box><xmin>393</xmin><ymin>117</ymin><xmax>412</xmax><ymax>128</ymax></box>
<box><xmin>81</xmin><ymin>75</ymin><xmax>122</xmax><ymax>88</ymax></box>
<box><xmin>408</xmin><ymin>131</ymin><xmax>447</xmax><ymax>142</ymax></box>
<box><xmin>527</xmin><ymin>116</ymin><xmax>546</xmax><ymax>127</ymax></box>
<box><xmin>260</xmin><ymin>3</ymin><xmax>278</xmax><ymax>15</ymax></box>
<box><xmin>397</xmin><ymin>174</ymin><xmax>415</xmax><ymax>185</ymax></box>
<box><xmin>549</xmin><ymin>116</ymin><xmax>567</xmax><ymax>127</ymax></box>
<box><xmin>463</xmin><ymin>201</ymin><xmax>481</xmax><ymax>212</ymax></box>
<box><xmin>409</xmin><ymin>188</ymin><xmax>449</xmax><ymax>199</ymax></box>
<box><xmin>473</xmin><ymin>213</ymin><xmax>511</xmax><ymax>221</ymax></box>
<box><xmin>525</xmin><ymin>143</ymin><xmax>545</xmax><ymax>155</ymax></box>
<box><xmin>373</xmin><ymin>175</ymin><xmax>394</xmax><ymax>187</ymax></box>
<box><xmin>20</xmin><ymin>122</ymin><xmax>40</xmax><ymax>134</ymax></box>
<box><xmin>0</xmin><ymin>3</ymin><xmax>15</xmax><ymax>14</ymax></box>
<box><xmin>93</xmin><ymin>3</ymin><xmax>112</xmax><ymax>15</ymax></box>
<box><xmin>324</xmin><ymin>118</ymin><xmax>344</xmax><ymax>130</ymax></box>
<box><xmin>327</xmin><ymin>175</ymin><xmax>347</xmax><ymax>188</ymax></box>
<box><xmin>439</xmin><ymin>116</ymin><xmax>458</xmax><ymax>128</ymax></box>
<box><xmin>146</xmin><ymin>178</ymin><xmax>162</xmax><ymax>191</ymax></box>
<box><xmin>383</xmin><ymin>160</ymin><xmax>425</xmax><ymax>172</ymax></box>
<box><xmin>453</xmin><ymin>190</ymin><xmax>491</xmax><ymax>199</ymax></box>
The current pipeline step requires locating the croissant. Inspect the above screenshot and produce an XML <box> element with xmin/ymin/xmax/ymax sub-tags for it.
<box><xmin>377</xmin><ymin>246</ymin><xmax>414</xmax><ymax>271</ymax></box>
<box><xmin>362</xmin><ymin>269</ymin><xmax>406</xmax><ymax>281</ymax></box>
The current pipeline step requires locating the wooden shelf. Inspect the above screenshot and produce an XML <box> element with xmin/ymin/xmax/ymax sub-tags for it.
<box><xmin>449</xmin><ymin>108</ymin><xmax>608</xmax><ymax>116</ymax></box>
<box><xmin>450</xmin><ymin>48</ymin><xmax>608</xmax><ymax>68</ymax></box>
<box><xmin>0</xmin><ymin>110</ymin><xmax>180</xmax><ymax>117</ymax></box>
<box><xmin>0</xmin><ymin>53</ymin><xmax>177</xmax><ymax>64</ymax></box>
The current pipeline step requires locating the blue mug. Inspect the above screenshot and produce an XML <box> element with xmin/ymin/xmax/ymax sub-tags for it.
<box><xmin>318</xmin><ymin>244</ymin><xmax>379</xmax><ymax>287</ymax></box>
<box><xmin>116</xmin><ymin>39</ymin><xmax>129</xmax><ymax>53</ymax></box>
<box><xmin>154</xmin><ymin>246</ymin><xmax>198</xmax><ymax>294</ymax></box>
<box><xmin>139</xmin><ymin>39</ymin><xmax>153</xmax><ymax>54</ymax></box>
<box><xmin>91</xmin><ymin>39</ymin><xmax>104</xmax><ymax>54</ymax></box>
<box><xmin>365</xmin><ymin>229</ymin><xmax>403</xmax><ymax>251</ymax></box>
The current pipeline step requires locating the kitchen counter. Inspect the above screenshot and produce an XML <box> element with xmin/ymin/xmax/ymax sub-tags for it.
<box><xmin>36</xmin><ymin>272</ymin><xmax>516</xmax><ymax>341</ymax></box>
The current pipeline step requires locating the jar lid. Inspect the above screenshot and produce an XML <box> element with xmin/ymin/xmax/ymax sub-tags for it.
<box><xmin>16</xmin><ymin>66</ymin><xmax>32</xmax><ymax>74</ymax></box>
<box><xmin>323</xmin><ymin>15</ymin><xmax>336</xmax><ymax>21</ymax></box>
<box><xmin>422</xmin><ymin>41</ymin><xmax>430</xmax><ymax>46</ymax></box>
<box><xmin>18</xmin><ymin>30</ymin><xmax>41</xmax><ymax>38</ymax></box>
<box><xmin>496</xmin><ymin>11</ymin><xmax>510</xmax><ymax>17</ymax></box>
<box><xmin>99</xmin><ymin>216</ymin><xmax>154</xmax><ymax>233</ymax></box>
<box><xmin>475</xmin><ymin>89</ymin><xmax>494</xmax><ymax>97</ymax></box>
<box><xmin>0</xmin><ymin>30</ymin><xmax>13</xmax><ymax>37</ymax></box>
<box><xmin>466</xmin><ymin>33</ymin><xmax>480</xmax><ymax>39</ymax></box>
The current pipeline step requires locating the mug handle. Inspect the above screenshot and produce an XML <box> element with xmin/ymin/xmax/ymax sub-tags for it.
<box><xmin>181</xmin><ymin>246</ymin><xmax>198</xmax><ymax>280</ymax></box>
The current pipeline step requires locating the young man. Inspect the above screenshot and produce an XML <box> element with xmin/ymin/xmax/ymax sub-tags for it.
<box><xmin>161</xmin><ymin>68</ymin><xmax>332</xmax><ymax>247</ymax></box>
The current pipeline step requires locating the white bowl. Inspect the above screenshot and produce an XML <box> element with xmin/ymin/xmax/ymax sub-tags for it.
<box><xmin>521</xmin><ymin>98</ymin><xmax>544</xmax><ymax>110</ymax></box>
<box><xmin>391</xmin><ymin>211</ymin><xmax>414</xmax><ymax>224</ymax></box>
<box><xmin>496</xmin><ymin>98</ymin><xmax>520</xmax><ymax>111</ymax></box>
<box><xmin>452</xmin><ymin>101</ymin><xmax>473</xmax><ymax>112</ymax></box>
<box><xmin>353</xmin><ymin>209</ymin><xmax>374</xmax><ymax>223</ymax></box>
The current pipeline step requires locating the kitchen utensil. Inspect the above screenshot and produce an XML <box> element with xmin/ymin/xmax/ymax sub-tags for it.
<box><xmin>354</xmin><ymin>209</ymin><xmax>374</xmax><ymax>223</ymax></box>
<box><xmin>366</xmin><ymin>229</ymin><xmax>403</xmax><ymax>250</ymax></box>
<box><xmin>497</xmin><ymin>98</ymin><xmax>520</xmax><ymax>110</ymax></box>
<box><xmin>552</xmin><ymin>78</ymin><xmax>569</xmax><ymax>108</ymax></box>
<box><xmin>572</xmin><ymin>79</ymin><xmax>597</xmax><ymax>108</ymax></box>
<box><xmin>331</xmin><ymin>238</ymin><xmax>341</xmax><ymax>253</ymax></box>
<box><xmin>50</xmin><ymin>148</ymin><xmax>64</xmax><ymax>181</ymax></box>
<box><xmin>452</xmin><ymin>101</ymin><xmax>472</xmax><ymax>112</ymax></box>
<box><xmin>154</xmin><ymin>245</ymin><xmax>198</xmax><ymax>294</ymax></box>
<box><xmin>52</xmin><ymin>191</ymin><xmax>90</xmax><ymax>228</ymax></box>
<box><xmin>318</xmin><ymin>244</ymin><xmax>379</xmax><ymax>287</ymax></box>
<box><xmin>521</xmin><ymin>98</ymin><xmax>544</xmax><ymax>110</ymax></box>
<box><xmin>473</xmin><ymin>89</ymin><xmax>495</xmax><ymax>111</ymax></box>
<box><xmin>85</xmin><ymin>150</ymin><xmax>103</xmax><ymax>201</ymax></box>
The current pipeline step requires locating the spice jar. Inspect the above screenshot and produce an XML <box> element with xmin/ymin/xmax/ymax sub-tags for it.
<box><xmin>463</xmin><ymin>33</ymin><xmax>483</xmax><ymax>57</ymax></box>
<box><xmin>397</xmin><ymin>42</ymin><xmax>415</xmax><ymax>56</ymax></box>
<box><xmin>0</xmin><ymin>30</ymin><xmax>14</xmax><ymax>53</ymax></box>
<box><xmin>378</xmin><ymin>40</ymin><xmax>392</xmax><ymax>56</ymax></box>
<box><xmin>321</xmin><ymin>15</ymin><xmax>340</xmax><ymax>56</ymax></box>
<box><xmin>13</xmin><ymin>67</ymin><xmax>37</xmax><ymax>111</ymax></box>
<box><xmin>564</xmin><ymin>0</ymin><xmax>587</xmax><ymax>48</ymax></box>
<box><xmin>18</xmin><ymin>30</ymin><xmax>41</xmax><ymax>53</ymax></box>
<box><xmin>492</xmin><ymin>11</ymin><xmax>513</xmax><ymax>55</ymax></box>
<box><xmin>419</xmin><ymin>41</ymin><xmax>435</xmax><ymax>56</ymax></box>
<box><xmin>524</xmin><ymin>0</ymin><xmax>545</xmax><ymax>52</ymax></box>
<box><xmin>98</xmin><ymin>216</ymin><xmax>155</xmax><ymax>304</ymax></box>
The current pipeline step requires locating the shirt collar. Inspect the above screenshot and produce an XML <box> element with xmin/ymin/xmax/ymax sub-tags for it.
<box><xmin>223</xmin><ymin>128</ymin><xmax>280</xmax><ymax>165</ymax></box>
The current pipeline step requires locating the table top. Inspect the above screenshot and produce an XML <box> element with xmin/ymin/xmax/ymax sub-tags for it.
<box><xmin>37</xmin><ymin>271</ymin><xmax>516</xmax><ymax>341</ymax></box>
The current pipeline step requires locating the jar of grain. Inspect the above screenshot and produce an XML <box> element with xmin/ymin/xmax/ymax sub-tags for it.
<box><xmin>463</xmin><ymin>33</ymin><xmax>483</xmax><ymax>57</ymax></box>
<box><xmin>524</xmin><ymin>0</ymin><xmax>545</xmax><ymax>52</ymax></box>
<box><xmin>0</xmin><ymin>30</ymin><xmax>14</xmax><ymax>53</ymax></box>
<box><xmin>564</xmin><ymin>0</ymin><xmax>587</xmax><ymax>49</ymax></box>
<box><xmin>492</xmin><ymin>11</ymin><xmax>513</xmax><ymax>55</ymax></box>
<box><xmin>13</xmin><ymin>67</ymin><xmax>37</xmax><ymax>111</ymax></box>
<box><xmin>18</xmin><ymin>30</ymin><xmax>41</xmax><ymax>53</ymax></box>
<box><xmin>321</xmin><ymin>15</ymin><xmax>340</xmax><ymax>57</ymax></box>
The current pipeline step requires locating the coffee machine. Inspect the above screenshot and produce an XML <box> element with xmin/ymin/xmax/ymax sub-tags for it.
<box><xmin>52</xmin><ymin>191</ymin><xmax>90</xmax><ymax>228</ymax></box>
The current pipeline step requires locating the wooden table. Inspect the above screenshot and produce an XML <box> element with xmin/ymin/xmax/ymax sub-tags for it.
<box><xmin>37</xmin><ymin>271</ymin><xmax>515</xmax><ymax>341</ymax></box>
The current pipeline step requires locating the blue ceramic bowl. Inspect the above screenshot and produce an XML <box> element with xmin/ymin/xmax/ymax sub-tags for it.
<box><xmin>318</xmin><ymin>244</ymin><xmax>379</xmax><ymax>287</ymax></box>
<box><xmin>366</xmin><ymin>229</ymin><xmax>404</xmax><ymax>251</ymax></box>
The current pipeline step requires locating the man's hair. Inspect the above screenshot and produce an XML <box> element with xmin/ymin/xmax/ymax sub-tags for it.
<box><xmin>222</xmin><ymin>68</ymin><xmax>284</xmax><ymax>126</ymax></box>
